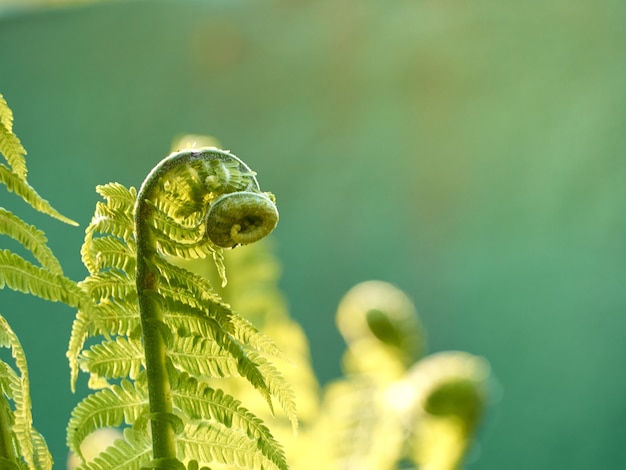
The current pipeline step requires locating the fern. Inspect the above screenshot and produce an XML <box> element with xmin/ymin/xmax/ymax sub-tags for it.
<box><xmin>0</xmin><ymin>94</ymin><xmax>26</xmax><ymax>180</ymax></box>
<box><xmin>68</xmin><ymin>148</ymin><xmax>295</xmax><ymax>469</ymax></box>
<box><xmin>0</xmin><ymin>209</ymin><xmax>63</xmax><ymax>275</ymax></box>
<box><xmin>306</xmin><ymin>281</ymin><xmax>491</xmax><ymax>470</ymax></box>
<box><xmin>0</xmin><ymin>92</ymin><xmax>83</xmax><ymax>468</ymax></box>
<box><xmin>0</xmin><ymin>314</ymin><xmax>53</xmax><ymax>470</ymax></box>
<box><xmin>0</xmin><ymin>91</ymin><xmax>492</xmax><ymax>470</ymax></box>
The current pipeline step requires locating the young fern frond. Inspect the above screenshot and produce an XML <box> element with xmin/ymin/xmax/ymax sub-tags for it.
<box><xmin>69</xmin><ymin>148</ymin><xmax>294</xmax><ymax>470</ymax></box>
<box><xmin>306</xmin><ymin>281</ymin><xmax>492</xmax><ymax>470</ymax></box>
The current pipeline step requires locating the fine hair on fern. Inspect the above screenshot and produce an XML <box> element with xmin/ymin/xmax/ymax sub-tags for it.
<box><xmin>67</xmin><ymin>148</ymin><xmax>296</xmax><ymax>469</ymax></box>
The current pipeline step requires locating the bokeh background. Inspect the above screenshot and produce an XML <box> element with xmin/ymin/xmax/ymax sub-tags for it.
<box><xmin>0</xmin><ymin>0</ymin><xmax>624</xmax><ymax>468</ymax></box>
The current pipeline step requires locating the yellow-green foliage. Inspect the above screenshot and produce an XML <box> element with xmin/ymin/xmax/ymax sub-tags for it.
<box><xmin>206</xmin><ymin>244</ymin><xmax>491</xmax><ymax>470</ymax></box>
<box><xmin>163</xmin><ymin>136</ymin><xmax>493</xmax><ymax>470</ymax></box>
<box><xmin>66</xmin><ymin>150</ymin><xmax>296</xmax><ymax>470</ymax></box>
<box><xmin>0</xmin><ymin>93</ymin><xmax>492</xmax><ymax>470</ymax></box>
<box><xmin>0</xmin><ymin>93</ymin><xmax>83</xmax><ymax>469</ymax></box>
<box><xmin>1</xmin><ymin>95</ymin><xmax>298</xmax><ymax>470</ymax></box>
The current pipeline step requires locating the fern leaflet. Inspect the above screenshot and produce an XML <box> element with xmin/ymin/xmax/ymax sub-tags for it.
<box><xmin>0</xmin><ymin>208</ymin><xmax>63</xmax><ymax>275</ymax></box>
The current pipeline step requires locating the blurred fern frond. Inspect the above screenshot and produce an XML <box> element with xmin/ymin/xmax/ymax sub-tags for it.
<box><xmin>308</xmin><ymin>281</ymin><xmax>492</xmax><ymax>470</ymax></box>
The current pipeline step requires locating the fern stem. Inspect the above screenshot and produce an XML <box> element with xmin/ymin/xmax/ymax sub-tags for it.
<box><xmin>135</xmin><ymin>154</ymin><xmax>190</xmax><ymax>463</ymax></box>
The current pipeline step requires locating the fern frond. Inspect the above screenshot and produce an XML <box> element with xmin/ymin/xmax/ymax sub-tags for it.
<box><xmin>92</xmin><ymin>299</ymin><xmax>141</xmax><ymax>337</ymax></box>
<box><xmin>153</xmin><ymin>292</ymin><xmax>234</xmax><ymax>336</ymax></box>
<box><xmin>84</xmin><ymin>236</ymin><xmax>136</xmax><ymax>275</ymax></box>
<box><xmin>154</xmin><ymin>166</ymin><xmax>207</xmax><ymax>220</ymax></box>
<box><xmin>0</xmin><ymin>249</ymin><xmax>86</xmax><ymax>307</ymax></box>
<box><xmin>80</xmin><ymin>228</ymin><xmax>98</xmax><ymax>275</ymax></box>
<box><xmin>0</xmin><ymin>164</ymin><xmax>77</xmax><ymax>225</ymax></box>
<box><xmin>78</xmin><ymin>337</ymin><xmax>144</xmax><ymax>383</ymax></box>
<box><xmin>0</xmin><ymin>361</ymin><xmax>19</xmax><ymax>400</ymax></box>
<box><xmin>153</xmin><ymin>258</ymin><xmax>222</xmax><ymax>306</ymax></box>
<box><xmin>155</xmin><ymin>236</ymin><xmax>217</xmax><ymax>261</ymax></box>
<box><xmin>9</xmin><ymin>370</ymin><xmax>34</xmax><ymax>469</ymax></box>
<box><xmin>80</xmin><ymin>269</ymin><xmax>136</xmax><ymax>303</ymax></box>
<box><xmin>71</xmin><ymin>151</ymin><xmax>291</xmax><ymax>469</ymax></box>
<box><xmin>0</xmin><ymin>208</ymin><xmax>63</xmax><ymax>274</ymax></box>
<box><xmin>30</xmin><ymin>429</ymin><xmax>53</xmax><ymax>470</ymax></box>
<box><xmin>0</xmin><ymin>121</ymin><xmax>27</xmax><ymax>180</ymax></box>
<box><xmin>229</xmin><ymin>315</ymin><xmax>286</xmax><ymax>360</ymax></box>
<box><xmin>75</xmin><ymin>427</ymin><xmax>152</xmax><ymax>470</ymax></box>
<box><xmin>320</xmin><ymin>377</ymin><xmax>404</xmax><ymax>470</ymax></box>
<box><xmin>67</xmin><ymin>379</ymin><xmax>148</xmax><ymax>458</ymax></box>
<box><xmin>168</xmin><ymin>336</ymin><xmax>240</xmax><ymax>380</ymax></box>
<box><xmin>0</xmin><ymin>314</ymin><xmax>53</xmax><ymax>470</ymax></box>
<box><xmin>67</xmin><ymin>310</ymin><xmax>94</xmax><ymax>393</ymax></box>
<box><xmin>212</xmin><ymin>249</ymin><xmax>227</xmax><ymax>287</ymax></box>
<box><xmin>158</xmin><ymin>302</ymin><xmax>273</xmax><ymax>410</ymax></box>
<box><xmin>88</xmin><ymin>201</ymin><xmax>134</xmax><ymax>242</ymax></box>
<box><xmin>247</xmin><ymin>351</ymin><xmax>298</xmax><ymax>431</ymax></box>
<box><xmin>151</xmin><ymin>195</ymin><xmax>203</xmax><ymax>226</ymax></box>
<box><xmin>151</xmin><ymin>211</ymin><xmax>204</xmax><ymax>245</ymax></box>
<box><xmin>173</xmin><ymin>374</ymin><xmax>288</xmax><ymax>470</ymax></box>
<box><xmin>0</xmin><ymin>315</ymin><xmax>33</xmax><ymax>467</ymax></box>
<box><xmin>177</xmin><ymin>422</ymin><xmax>284</xmax><ymax>470</ymax></box>
<box><xmin>159</xmin><ymin>285</ymin><xmax>284</xmax><ymax>362</ymax></box>
<box><xmin>68</xmin><ymin>300</ymin><xmax>140</xmax><ymax>393</ymax></box>
<box><xmin>95</xmin><ymin>183</ymin><xmax>137</xmax><ymax>213</ymax></box>
<box><xmin>0</xmin><ymin>94</ymin><xmax>14</xmax><ymax>132</ymax></box>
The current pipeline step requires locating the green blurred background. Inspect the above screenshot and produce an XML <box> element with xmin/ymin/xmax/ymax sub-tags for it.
<box><xmin>0</xmin><ymin>0</ymin><xmax>624</xmax><ymax>468</ymax></box>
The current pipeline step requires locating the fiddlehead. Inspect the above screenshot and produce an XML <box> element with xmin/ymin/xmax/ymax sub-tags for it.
<box><xmin>205</xmin><ymin>191</ymin><xmax>278</xmax><ymax>248</ymax></box>
<box><xmin>135</xmin><ymin>148</ymin><xmax>279</xmax><ymax>466</ymax></box>
<box><xmin>313</xmin><ymin>281</ymin><xmax>491</xmax><ymax>470</ymax></box>
<box><xmin>69</xmin><ymin>147</ymin><xmax>292</xmax><ymax>470</ymax></box>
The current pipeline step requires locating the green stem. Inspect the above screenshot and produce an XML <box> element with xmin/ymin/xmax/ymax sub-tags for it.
<box><xmin>135</xmin><ymin>152</ymin><xmax>197</xmax><ymax>462</ymax></box>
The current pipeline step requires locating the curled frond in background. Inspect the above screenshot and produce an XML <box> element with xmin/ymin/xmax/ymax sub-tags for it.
<box><xmin>405</xmin><ymin>351</ymin><xmax>490</xmax><ymax>470</ymax></box>
<box><xmin>309</xmin><ymin>280</ymin><xmax>492</xmax><ymax>470</ymax></box>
